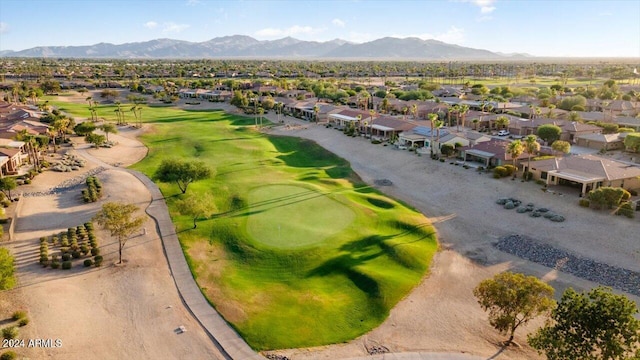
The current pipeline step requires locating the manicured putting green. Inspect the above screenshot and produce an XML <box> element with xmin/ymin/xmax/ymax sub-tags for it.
<box><xmin>247</xmin><ymin>184</ymin><xmax>355</xmax><ymax>248</ymax></box>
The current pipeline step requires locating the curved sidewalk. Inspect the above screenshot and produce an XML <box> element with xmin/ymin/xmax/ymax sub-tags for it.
<box><xmin>126</xmin><ymin>169</ymin><xmax>265</xmax><ymax>360</ymax></box>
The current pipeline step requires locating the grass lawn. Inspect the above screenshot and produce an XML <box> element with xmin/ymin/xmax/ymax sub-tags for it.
<box><xmin>50</xmin><ymin>100</ymin><xmax>438</xmax><ymax>350</ymax></box>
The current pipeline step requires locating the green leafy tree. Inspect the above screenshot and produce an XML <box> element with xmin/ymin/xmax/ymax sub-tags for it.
<box><xmin>0</xmin><ymin>178</ymin><xmax>17</xmax><ymax>200</ymax></box>
<box><xmin>99</xmin><ymin>123</ymin><xmax>118</xmax><ymax>142</ymax></box>
<box><xmin>154</xmin><ymin>159</ymin><xmax>211</xmax><ymax>194</ymax></box>
<box><xmin>85</xmin><ymin>133</ymin><xmax>106</xmax><ymax>148</ymax></box>
<box><xmin>74</xmin><ymin>122</ymin><xmax>96</xmax><ymax>136</ymax></box>
<box><xmin>551</xmin><ymin>140</ymin><xmax>571</xmax><ymax>155</ymax></box>
<box><xmin>0</xmin><ymin>248</ymin><xmax>16</xmax><ymax>290</ymax></box>
<box><xmin>93</xmin><ymin>202</ymin><xmax>145</xmax><ymax>264</ymax></box>
<box><xmin>175</xmin><ymin>193</ymin><xmax>216</xmax><ymax>229</ymax></box>
<box><xmin>529</xmin><ymin>287</ymin><xmax>640</xmax><ymax>360</ymax></box>
<box><xmin>537</xmin><ymin>124</ymin><xmax>562</xmax><ymax>144</ymax></box>
<box><xmin>623</xmin><ymin>133</ymin><xmax>640</xmax><ymax>152</ymax></box>
<box><xmin>474</xmin><ymin>272</ymin><xmax>555</xmax><ymax>345</ymax></box>
<box><xmin>588</xmin><ymin>187</ymin><xmax>630</xmax><ymax>210</ymax></box>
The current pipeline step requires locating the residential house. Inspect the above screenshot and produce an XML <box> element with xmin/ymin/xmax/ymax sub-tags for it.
<box><xmin>575</xmin><ymin>133</ymin><xmax>625</xmax><ymax>151</ymax></box>
<box><xmin>528</xmin><ymin>154</ymin><xmax>640</xmax><ymax>195</ymax></box>
<box><xmin>615</xmin><ymin>116</ymin><xmax>640</xmax><ymax>131</ymax></box>
<box><xmin>368</xmin><ymin>116</ymin><xmax>416</xmax><ymax>141</ymax></box>
<box><xmin>328</xmin><ymin>109</ymin><xmax>371</xmax><ymax>129</ymax></box>
<box><xmin>508</xmin><ymin>118</ymin><xmax>601</xmax><ymax>143</ymax></box>
<box><xmin>458</xmin><ymin>140</ymin><xmax>528</xmax><ymax>167</ymax></box>
<box><xmin>0</xmin><ymin>147</ymin><xmax>23</xmax><ymax>176</ymax></box>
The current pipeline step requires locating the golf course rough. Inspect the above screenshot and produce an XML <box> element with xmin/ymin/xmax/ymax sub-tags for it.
<box><xmin>113</xmin><ymin>107</ymin><xmax>439</xmax><ymax>350</ymax></box>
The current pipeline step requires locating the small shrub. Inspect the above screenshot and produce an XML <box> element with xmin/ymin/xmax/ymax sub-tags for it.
<box><xmin>50</xmin><ymin>261</ymin><xmax>60</xmax><ymax>269</ymax></box>
<box><xmin>493</xmin><ymin>166</ymin><xmax>508</xmax><ymax>178</ymax></box>
<box><xmin>371</xmin><ymin>140</ymin><xmax>381</xmax><ymax>144</ymax></box>
<box><xmin>61</xmin><ymin>253</ymin><xmax>71</xmax><ymax>261</ymax></box>
<box><xmin>1</xmin><ymin>350</ymin><xmax>17</xmax><ymax>360</ymax></box>
<box><xmin>439</xmin><ymin>158</ymin><xmax>445</xmax><ymax>163</ymax></box>
<box><xmin>94</xmin><ymin>255</ymin><xmax>103</xmax><ymax>267</ymax></box>
<box><xmin>2</xmin><ymin>326</ymin><xmax>18</xmax><ymax>339</ymax></box>
<box><xmin>578</xmin><ymin>199</ymin><xmax>590</xmax><ymax>207</ymax></box>
<box><xmin>83</xmin><ymin>259</ymin><xmax>93</xmax><ymax>267</ymax></box>
<box><xmin>503</xmin><ymin>164</ymin><xmax>516</xmax><ymax>176</ymax></box>
<box><xmin>11</xmin><ymin>311</ymin><xmax>26</xmax><ymax>321</ymax></box>
<box><xmin>91</xmin><ymin>248</ymin><xmax>100</xmax><ymax>256</ymax></box>
<box><xmin>61</xmin><ymin>261</ymin><xmax>72</xmax><ymax>270</ymax></box>
<box><xmin>71</xmin><ymin>251</ymin><xmax>81</xmax><ymax>259</ymax></box>
<box><xmin>18</xmin><ymin>318</ymin><xmax>29</xmax><ymax>327</ymax></box>
<box><xmin>616</xmin><ymin>202</ymin><xmax>635</xmax><ymax>218</ymax></box>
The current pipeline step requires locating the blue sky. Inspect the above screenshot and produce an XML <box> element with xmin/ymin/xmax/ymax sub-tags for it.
<box><xmin>1</xmin><ymin>0</ymin><xmax>639</xmax><ymax>57</ymax></box>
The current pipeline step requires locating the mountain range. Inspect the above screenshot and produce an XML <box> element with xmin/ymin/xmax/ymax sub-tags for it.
<box><xmin>0</xmin><ymin>35</ymin><xmax>531</xmax><ymax>60</ymax></box>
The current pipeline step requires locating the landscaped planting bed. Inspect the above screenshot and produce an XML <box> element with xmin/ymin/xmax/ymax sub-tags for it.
<box><xmin>38</xmin><ymin>222</ymin><xmax>101</xmax><ymax>269</ymax></box>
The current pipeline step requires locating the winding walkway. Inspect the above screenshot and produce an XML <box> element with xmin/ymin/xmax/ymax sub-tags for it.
<box><xmin>75</xmin><ymin>147</ymin><xmax>264</xmax><ymax>360</ymax></box>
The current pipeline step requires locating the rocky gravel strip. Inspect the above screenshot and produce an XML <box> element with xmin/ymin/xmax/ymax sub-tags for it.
<box><xmin>23</xmin><ymin>166</ymin><xmax>108</xmax><ymax>197</ymax></box>
<box><xmin>495</xmin><ymin>234</ymin><xmax>640</xmax><ymax>296</ymax></box>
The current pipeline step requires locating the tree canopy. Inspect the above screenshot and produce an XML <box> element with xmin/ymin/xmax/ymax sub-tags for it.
<box><xmin>154</xmin><ymin>159</ymin><xmax>211</xmax><ymax>194</ymax></box>
<box><xmin>0</xmin><ymin>177</ymin><xmax>17</xmax><ymax>199</ymax></box>
<box><xmin>474</xmin><ymin>272</ymin><xmax>555</xmax><ymax>345</ymax></box>
<box><xmin>175</xmin><ymin>192</ymin><xmax>216</xmax><ymax>229</ymax></box>
<box><xmin>93</xmin><ymin>202</ymin><xmax>145</xmax><ymax>264</ymax></box>
<box><xmin>537</xmin><ymin>124</ymin><xmax>562</xmax><ymax>144</ymax></box>
<box><xmin>624</xmin><ymin>133</ymin><xmax>640</xmax><ymax>152</ymax></box>
<box><xmin>529</xmin><ymin>287</ymin><xmax>640</xmax><ymax>360</ymax></box>
<box><xmin>551</xmin><ymin>140</ymin><xmax>571</xmax><ymax>155</ymax></box>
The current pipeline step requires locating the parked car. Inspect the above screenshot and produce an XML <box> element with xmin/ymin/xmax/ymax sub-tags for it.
<box><xmin>497</xmin><ymin>130</ymin><xmax>510</xmax><ymax>136</ymax></box>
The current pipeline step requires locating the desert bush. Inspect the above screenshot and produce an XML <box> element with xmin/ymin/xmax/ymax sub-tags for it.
<box><xmin>616</xmin><ymin>202</ymin><xmax>635</xmax><ymax>218</ymax></box>
<box><xmin>94</xmin><ymin>255</ymin><xmax>104</xmax><ymax>267</ymax></box>
<box><xmin>503</xmin><ymin>164</ymin><xmax>516</xmax><ymax>176</ymax></box>
<box><xmin>493</xmin><ymin>166</ymin><xmax>509</xmax><ymax>178</ymax></box>
<box><xmin>71</xmin><ymin>251</ymin><xmax>81</xmax><ymax>259</ymax></box>
<box><xmin>50</xmin><ymin>261</ymin><xmax>60</xmax><ymax>269</ymax></box>
<box><xmin>61</xmin><ymin>253</ymin><xmax>71</xmax><ymax>261</ymax></box>
<box><xmin>2</xmin><ymin>326</ymin><xmax>18</xmax><ymax>339</ymax></box>
<box><xmin>17</xmin><ymin>318</ymin><xmax>29</xmax><ymax>327</ymax></box>
<box><xmin>1</xmin><ymin>350</ymin><xmax>17</xmax><ymax>360</ymax></box>
<box><xmin>80</xmin><ymin>245</ymin><xmax>89</xmax><ymax>255</ymax></box>
<box><xmin>578</xmin><ymin>199</ymin><xmax>590</xmax><ymax>207</ymax></box>
<box><xmin>61</xmin><ymin>261</ymin><xmax>72</xmax><ymax>270</ymax></box>
<box><xmin>11</xmin><ymin>311</ymin><xmax>26</xmax><ymax>321</ymax></box>
<box><xmin>91</xmin><ymin>248</ymin><xmax>100</xmax><ymax>256</ymax></box>
<box><xmin>83</xmin><ymin>259</ymin><xmax>93</xmax><ymax>267</ymax></box>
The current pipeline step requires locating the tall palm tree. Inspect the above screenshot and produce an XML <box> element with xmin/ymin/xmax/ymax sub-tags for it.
<box><xmin>411</xmin><ymin>104</ymin><xmax>418</xmax><ymax>120</ymax></box>
<box><xmin>428</xmin><ymin>113</ymin><xmax>438</xmax><ymax>157</ymax></box>
<box><xmin>458</xmin><ymin>104</ymin><xmax>470</xmax><ymax>131</ymax></box>
<box><xmin>313</xmin><ymin>104</ymin><xmax>319</xmax><ymax>123</ymax></box>
<box><xmin>523</xmin><ymin>135</ymin><xmax>540</xmax><ymax>177</ymax></box>
<box><xmin>546</xmin><ymin>104</ymin><xmax>556</xmax><ymax>119</ymax></box>
<box><xmin>495</xmin><ymin>115</ymin><xmax>510</xmax><ymax>130</ymax></box>
<box><xmin>507</xmin><ymin>140</ymin><xmax>525</xmax><ymax>169</ymax></box>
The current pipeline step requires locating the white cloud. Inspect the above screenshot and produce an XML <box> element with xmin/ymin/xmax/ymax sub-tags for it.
<box><xmin>187</xmin><ymin>0</ymin><xmax>201</xmax><ymax>5</ymax></box>
<box><xmin>255</xmin><ymin>25</ymin><xmax>325</xmax><ymax>38</ymax></box>
<box><xmin>332</xmin><ymin>18</ymin><xmax>346</xmax><ymax>27</ymax></box>
<box><xmin>393</xmin><ymin>26</ymin><xmax>466</xmax><ymax>45</ymax></box>
<box><xmin>455</xmin><ymin>0</ymin><xmax>497</xmax><ymax>13</ymax></box>
<box><xmin>144</xmin><ymin>21</ymin><xmax>158</xmax><ymax>29</ymax></box>
<box><xmin>162</xmin><ymin>22</ymin><xmax>190</xmax><ymax>33</ymax></box>
<box><xmin>0</xmin><ymin>22</ymin><xmax>9</xmax><ymax>34</ymax></box>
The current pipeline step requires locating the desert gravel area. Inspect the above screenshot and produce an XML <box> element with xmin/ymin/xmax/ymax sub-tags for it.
<box><xmin>2</xmin><ymin>95</ymin><xmax>638</xmax><ymax>360</ymax></box>
<box><xmin>4</xmin><ymin>127</ymin><xmax>224</xmax><ymax>359</ymax></box>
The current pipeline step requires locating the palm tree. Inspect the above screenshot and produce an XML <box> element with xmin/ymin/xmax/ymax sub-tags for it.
<box><xmin>546</xmin><ymin>104</ymin><xmax>556</xmax><ymax>119</ymax></box>
<box><xmin>495</xmin><ymin>116</ymin><xmax>510</xmax><ymax>130</ymax></box>
<box><xmin>458</xmin><ymin>104</ymin><xmax>470</xmax><ymax>131</ymax></box>
<box><xmin>523</xmin><ymin>135</ymin><xmax>540</xmax><ymax>177</ymax></box>
<box><xmin>507</xmin><ymin>140</ymin><xmax>525</xmax><ymax>169</ymax></box>
<box><xmin>402</xmin><ymin>106</ymin><xmax>408</xmax><ymax>120</ymax></box>
<box><xmin>428</xmin><ymin>113</ymin><xmax>438</xmax><ymax>157</ymax></box>
<box><xmin>313</xmin><ymin>104</ymin><xmax>319</xmax><ymax>123</ymax></box>
<box><xmin>411</xmin><ymin>103</ymin><xmax>418</xmax><ymax>120</ymax></box>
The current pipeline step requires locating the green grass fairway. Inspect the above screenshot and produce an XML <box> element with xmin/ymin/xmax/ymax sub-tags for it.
<box><xmin>247</xmin><ymin>184</ymin><xmax>355</xmax><ymax>249</ymax></box>
<box><xmin>51</xmin><ymin>99</ymin><xmax>438</xmax><ymax>350</ymax></box>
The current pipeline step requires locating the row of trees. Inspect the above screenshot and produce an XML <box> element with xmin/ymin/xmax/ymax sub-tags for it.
<box><xmin>475</xmin><ymin>272</ymin><xmax>640</xmax><ymax>359</ymax></box>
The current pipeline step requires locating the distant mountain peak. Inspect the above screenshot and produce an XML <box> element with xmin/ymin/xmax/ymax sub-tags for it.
<box><xmin>1</xmin><ymin>35</ymin><xmax>526</xmax><ymax>60</ymax></box>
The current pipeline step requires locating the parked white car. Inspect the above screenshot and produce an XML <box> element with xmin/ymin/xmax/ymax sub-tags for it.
<box><xmin>497</xmin><ymin>130</ymin><xmax>510</xmax><ymax>136</ymax></box>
